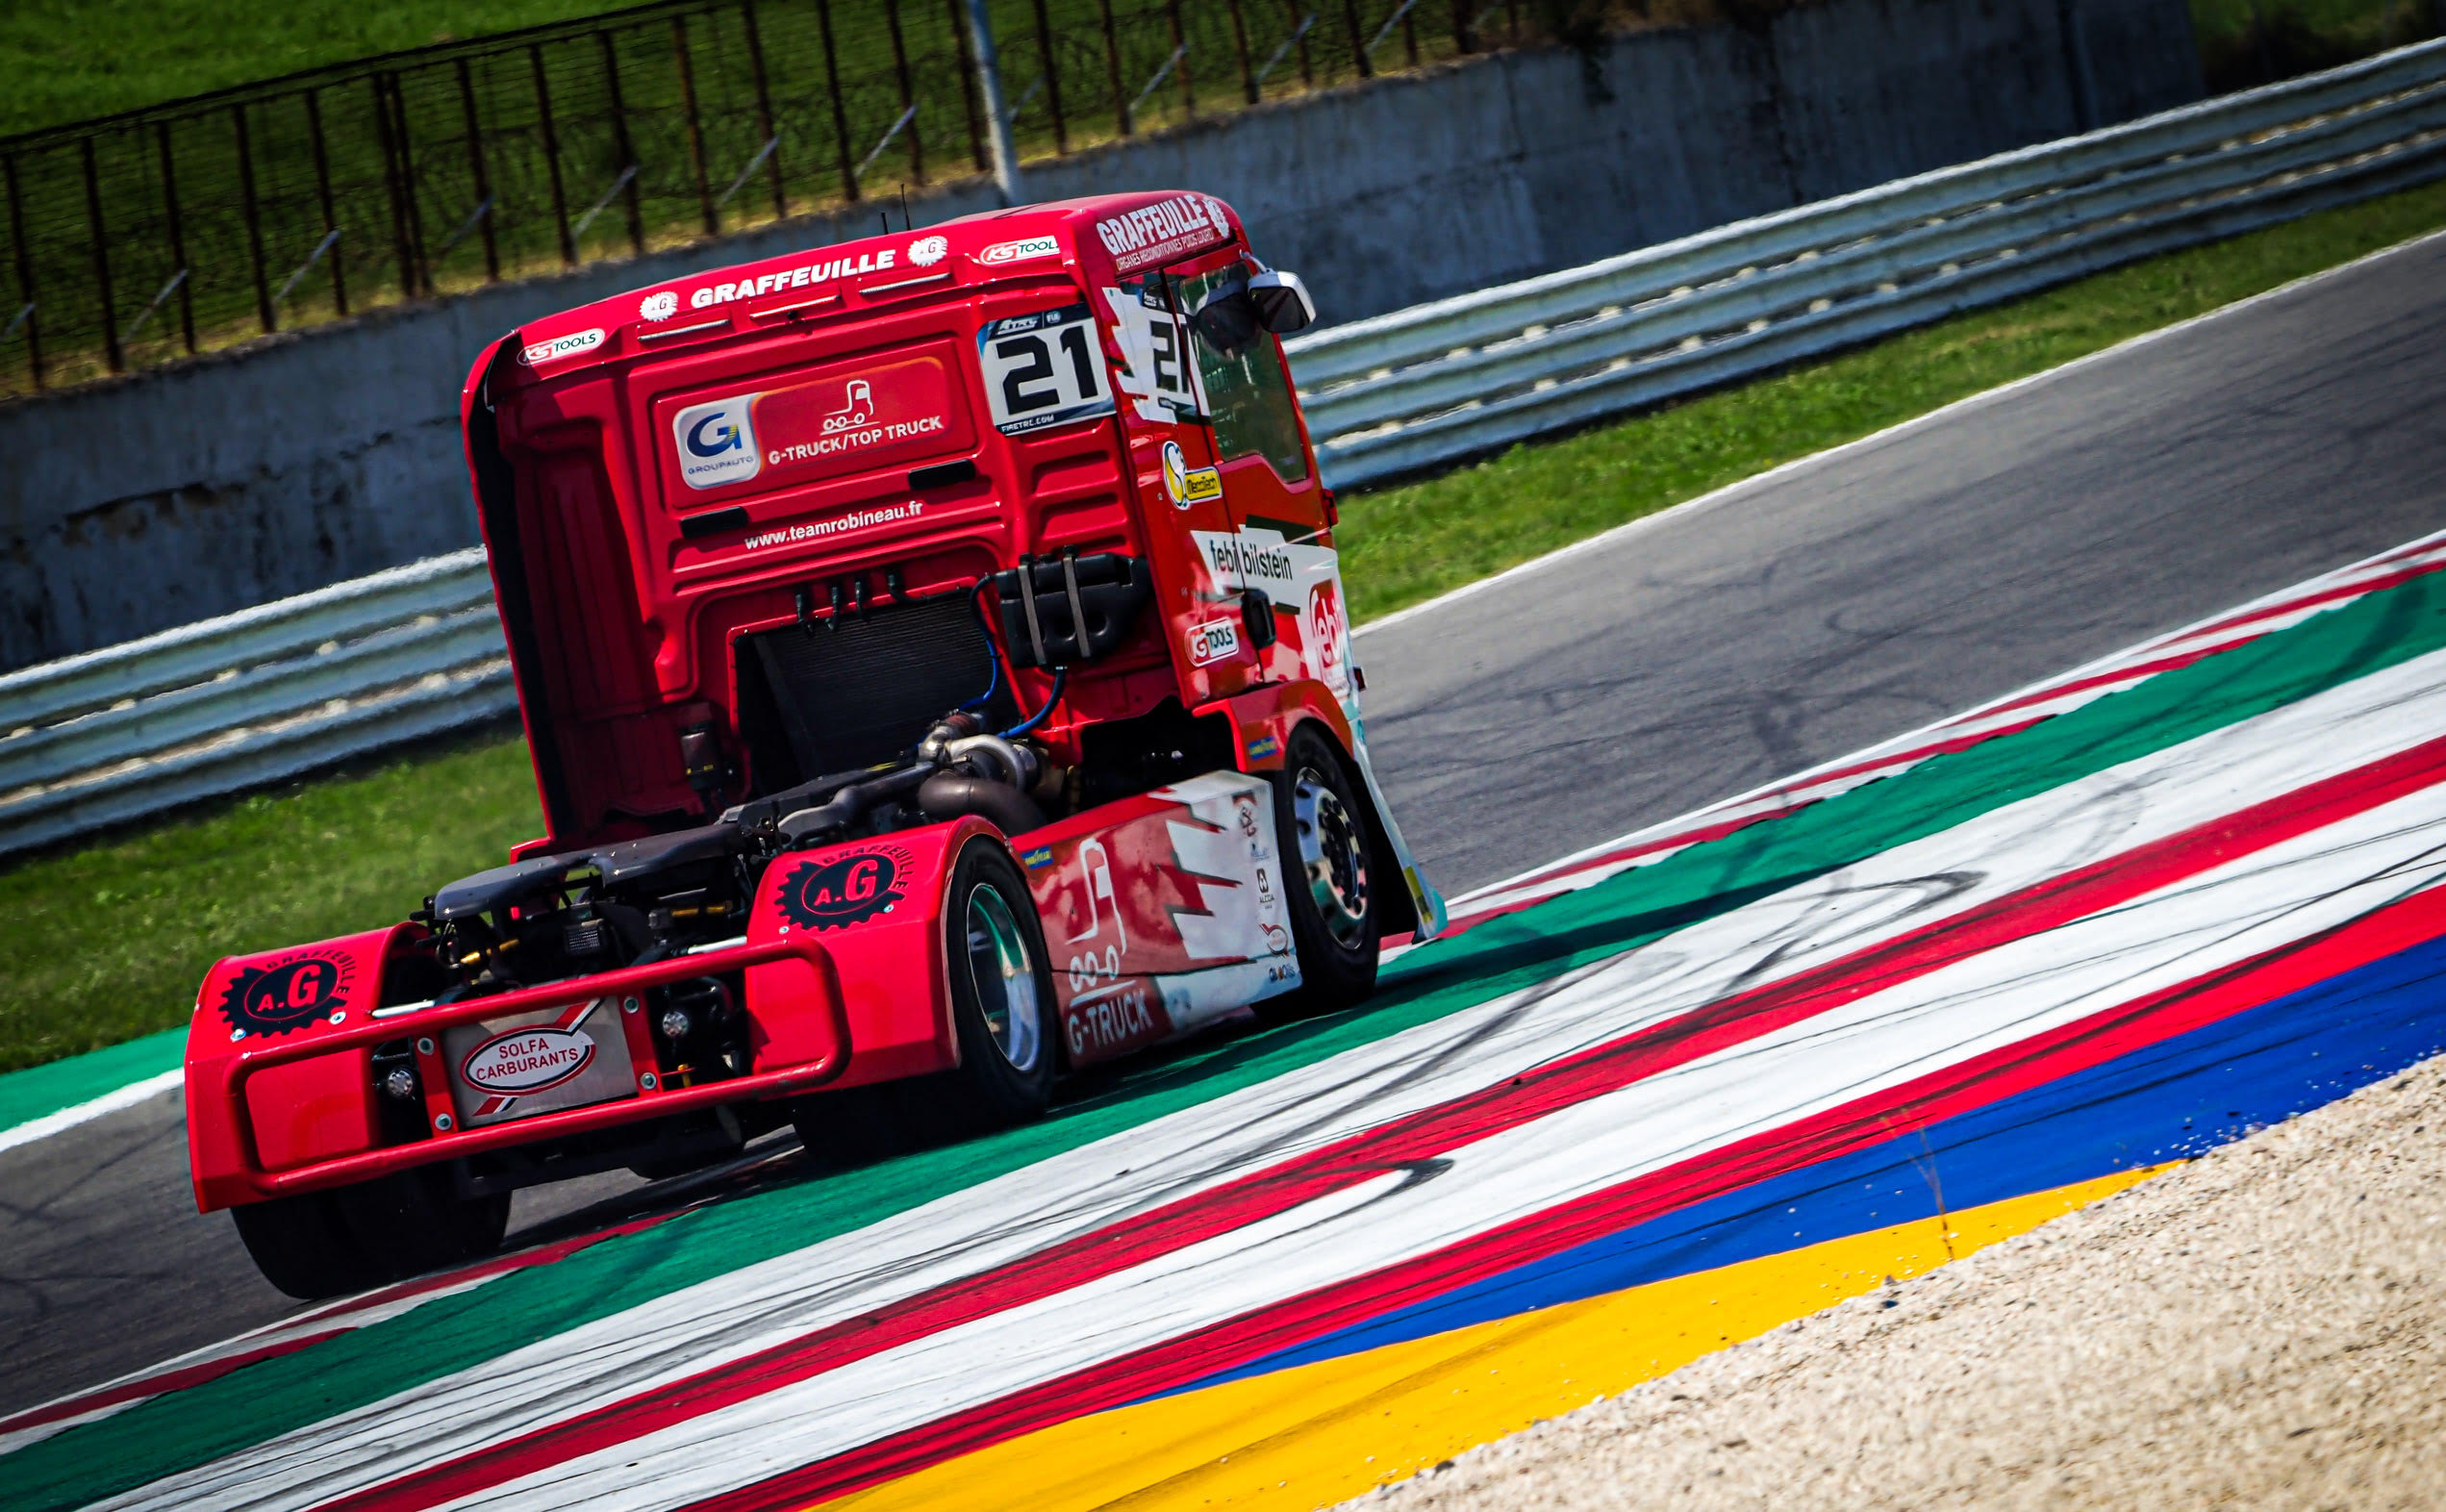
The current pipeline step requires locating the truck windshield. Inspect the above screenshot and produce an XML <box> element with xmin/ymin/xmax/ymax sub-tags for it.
<box><xmin>1176</xmin><ymin>264</ymin><xmax>1310</xmax><ymax>487</ymax></box>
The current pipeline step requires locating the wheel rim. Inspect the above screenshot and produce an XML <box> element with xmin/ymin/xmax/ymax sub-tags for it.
<box><xmin>965</xmin><ymin>884</ymin><xmax>1045</xmax><ymax>1072</ymax></box>
<box><xmin>1292</xmin><ymin>766</ymin><xmax>1371</xmax><ymax>951</ymax></box>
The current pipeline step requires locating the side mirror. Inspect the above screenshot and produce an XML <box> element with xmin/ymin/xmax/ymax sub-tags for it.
<box><xmin>1187</xmin><ymin>269</ymin><xmax>1317</xmax><ymax>357</ymax></box>
<box><xmin>1189</xmin><ymin>284</ymin><xmax>1260</xmax><ymax>358</ymax></box>
<box><xmin>1247</xmin><ymin>269</ymin><xmax>1314</xmax><ymax>336</ymax></box>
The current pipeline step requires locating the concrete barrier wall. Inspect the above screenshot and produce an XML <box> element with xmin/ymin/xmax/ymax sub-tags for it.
<box><xmin>0</xmin><ymin>0</ymin><xmax>2199</xmax><ymax>672</ymax></box>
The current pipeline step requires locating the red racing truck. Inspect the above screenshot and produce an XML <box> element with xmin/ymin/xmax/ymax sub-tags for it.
<box><xmin>185</xmin><ymin>190</ymin><xmax>1446</xmax><ymax>1298</ymax></box>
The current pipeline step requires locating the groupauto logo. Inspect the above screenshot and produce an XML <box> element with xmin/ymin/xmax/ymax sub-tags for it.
<box><xmin>671</xmin><ymin>393</ymin><xmax>763</xmax><ymax>491</ymax></box>
<box><xmin>689</xmin><ymin>412</ymin><xmax>743</xmax><ymax>456</ymax></box>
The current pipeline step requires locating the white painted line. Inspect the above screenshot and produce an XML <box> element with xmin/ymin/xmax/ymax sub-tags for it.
<box><xmin>1353</xmin><ymin>222</ymin><xmax>2446</xmax><ymax>641</ymax></box>
<box><xmin>0</xmin><ymin>1068</ymin><xmax>182</xmax><ymax>1158</ymax></box>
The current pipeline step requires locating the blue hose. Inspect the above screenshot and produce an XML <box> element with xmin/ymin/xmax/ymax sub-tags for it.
<box><xmin>998</xmin><ymin>667</ymin><xmax>1067</xmax><ymax>739</ymax></box>
<box><xmin>958</xmin><ymin>580</ymin><xmax>1002</xmax><ymax>712</ymax></box>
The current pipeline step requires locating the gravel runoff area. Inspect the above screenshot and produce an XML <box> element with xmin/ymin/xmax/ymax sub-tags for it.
<box><xmin>1343</xmin><ymin>1052</ymin><xmax>2446</xmax><ymax>1511</ymax></box>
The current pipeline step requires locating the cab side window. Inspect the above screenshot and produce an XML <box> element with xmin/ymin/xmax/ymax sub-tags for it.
<box><xmin>1177</xmin><ymin>265</ymin><xmax>1311</xmax><ymax>487</ymax></box>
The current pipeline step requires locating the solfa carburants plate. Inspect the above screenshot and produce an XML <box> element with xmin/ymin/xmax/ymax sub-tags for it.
<box><xmin>441</xmin><ymin>997</ymin><xmax>637</xmax><ymax>1128</ymax></box>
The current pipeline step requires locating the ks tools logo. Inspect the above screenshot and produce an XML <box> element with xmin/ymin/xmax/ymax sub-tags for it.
<box><xmin>217</xmin><ymin>951</ymin><xmax>359</xmax><ymax>1038</ymax></box>
<box><xmin>778</xmin><ymin>846</ymin><xmax>912</xmax><ymax>931</ymax></box>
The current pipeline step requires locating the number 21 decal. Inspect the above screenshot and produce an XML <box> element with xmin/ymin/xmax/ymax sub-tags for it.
<box><xmin>977</xmin><ymin>303</ymin><xmax>1116</xmax><ymax>437</ymax></box>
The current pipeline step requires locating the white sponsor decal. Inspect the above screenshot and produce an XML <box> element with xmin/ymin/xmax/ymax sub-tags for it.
<box><xmin>672</xmin><ymin>395</ymin><xmax>763</xmax><ymax>491</ymax></box>
<box><xmin>978</xmin><ymin>303</ymin><xmax>1115</xmax><ymax>436</ymax></box>
<box><xmin>683</xmin><ymin>248</ymin><xmax>899</xmax><ymax>313</ymax></box>
<box><xmin>639</xmin><ymin>290</ymin><xmax>679</xmax><ymax>322</ymax></box>
<box><xmin>980</xmin><ymin>235</ymin><xmax>1062</xmax><ymax>265</ymax></box>
<box><xmin>1305</xmin><ymin>578</ymin><xmax>1351</xmax><ymax>696</ymax></box>
<box><xmin>1101</xmin><ymin>285</ymin><xmax>1201</xmax><ymax>425</ymax></box>
<box><xmin>907</xmin><ymin>235</ymin><xmax>949</xmax><ymax>266</ymax></box>
<box><xmin>1192</xmin><ymin>526</ymin><xmax>1359</xmax><ymax>710</ymax></box>
<box><xmin>1187</xmin><ymin>616</ymin><xmax>1243</xmax><ymax>667</ymax></box>
<box><xmin>460</xmin><ymin>1024</ymin><xmax>596</xmax><ymax>1095</ymax></box>
<box><xmin>518</xmin><ymin>327</ymin><xmax>605</xmax><ymax>367</ymax></box>
<box><xmin>1094</xmin><ymin>193</ymin><xmax>1230</xmax><ymax>273</ymax></box>
<box><xmin>1192</xmin><ymin>526</ymin><xmax>1299</xmax><ymax>592</ymax></box>
<box><xmin>768</xmin><ymin>415</ymin><xmax>946</xmax><ymax>466</ymax></box>
<box><xmin>1065</xmin><ymin>983</ymin><xmax>1160</xmax><ymax>1061</ymax></box>
<box><xmin>821</xmin><ymin>379</ymin><xmax>874</xmax><ymax>435</ymax></box>
<box><xmin>1160</xmin><ymin>772</ymin><xmax>1297</xmax><ymax>994</ymax></box>
<box><xmin>741</xmin><ymin>499</ymin><xmax>926</xmax><ymax>551</ymax></box>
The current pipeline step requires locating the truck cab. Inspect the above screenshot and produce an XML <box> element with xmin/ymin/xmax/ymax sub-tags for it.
<box><xmin>184</xmin><ymin>191</ymin><xmax>1444</xmax><ymax>1298</ymax></box>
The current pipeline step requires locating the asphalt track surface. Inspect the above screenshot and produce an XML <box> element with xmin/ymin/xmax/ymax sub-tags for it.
<box><xmin>3</xmin><ymin>231</ymin><xmax>2443</xmax><ymax>1426</ymax></box>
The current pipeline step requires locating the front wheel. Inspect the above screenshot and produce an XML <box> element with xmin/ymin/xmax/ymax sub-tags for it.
<box><xmin>1253</xmin><ymin>726</ymin><xmax>1382</xmax><ymax>1024</ymax></box>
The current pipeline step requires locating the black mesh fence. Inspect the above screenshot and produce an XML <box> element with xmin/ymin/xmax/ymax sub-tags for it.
<box><xmin>0</xmin><ymin>0</ymin><xmax>1532</xmax><ymax>397</ymax></box>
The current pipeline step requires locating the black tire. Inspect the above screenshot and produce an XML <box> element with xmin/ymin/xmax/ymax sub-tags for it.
<box><xmin>333</xmin><ymin>1167</ymin><xmax>510</xmax><ymax>1278</ymax></box>
<box><xmin>230</xmin><ymin>1190</ymin><xmax>380</xmax><ymax>1300</ymax></box>
<box><xmin>936</xmin><ymin>839</ymin><xmax>1060</xmax><ymax>1126</ymax></box>
<box><xmin>1253</xmin><ymin>726</ymin><xmax>1383</xmax><ymax>1024</ymax></box>
<box><xmin>792</xmin><ymin>1079</ymin><xmax>931</xmax><ymax>1169</ymax></box>
<box><xmin>793</xmin><ymin>839</ymin><xmax>1056</xmax><ymax>1164</ymax></box>
<box><xmin>233</xmin><ymin>1168</ymin><xmax>508</xmax><ymax>1300</ymax></box>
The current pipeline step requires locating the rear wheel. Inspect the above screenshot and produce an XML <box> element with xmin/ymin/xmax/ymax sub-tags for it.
<box><xmin>231</xmin><ymin>1168</ymin><xmax>507</xmax><ymax>1299</ymax></box>
<box><xmin>794</xmin><ymin>839</ymin><xmax>1056</xmax><ymax>1165</ymax></box>
<box><xmin>1253</xmin><ymin>727</ymin><xmax>1382</xmax><ymax>1024</ymax></box>
<box><xmin>942</xmin><ymin>841</ymin><xmax>1059</xmax><ymax>1123</ymax></box>
<box><xmin>230</xmin><ymin>1190</ymin><xmax>379</xmax><ymax>1300</ymax></box>
<box><xmin>334</xmin><ymin>1167</ymin><xmax>510</xmax><ymax>1277</ymax></box>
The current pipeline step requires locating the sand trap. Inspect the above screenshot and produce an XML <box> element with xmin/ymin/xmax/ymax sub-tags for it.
<box><xmin>1341</xmin><ymin>1052</ymin><xmax>2446</xmax><ymax>1510</ymax></box>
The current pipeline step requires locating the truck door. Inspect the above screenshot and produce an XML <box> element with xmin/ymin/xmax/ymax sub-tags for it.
<box><xmin>1168</xmin><ymin>249</ymin><xmax>1347</xmax><ymax>699</ymax></box>
<box><xmin>1097</xmin><ymin>255</ymin><xmax>1252</xmax><ymax>702</ymax></box>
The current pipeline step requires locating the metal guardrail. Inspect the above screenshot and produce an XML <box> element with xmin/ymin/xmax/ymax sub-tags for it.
<box><xmin>4</xmin><ymin>38</ymin><xmax>2444</xmax><ymax>859</ymax></box>
<box><xmin>0</xmin><ymin>550</ymin><xmax>511</xmax><ymax>856</ymax></box>
<box><xmin>1287</xmin><ymin>37</ymin><xmax>2446</xmax><ymax>486</ymax></box>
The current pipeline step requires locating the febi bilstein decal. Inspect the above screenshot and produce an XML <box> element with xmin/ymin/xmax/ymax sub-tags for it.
<box><xmin>218</xmin><ymin>951</ymin><xmax>359</xmax><ymax>1038</ymax></box>
<box><xmin>779</xmin><ymin>845</ymin><xmax>913</xmax><ymax>931</ymax></box>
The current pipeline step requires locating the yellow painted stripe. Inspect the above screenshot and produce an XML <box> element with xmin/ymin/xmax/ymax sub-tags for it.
<box><xmin>827</xmin><ymin>1163</ymin><xmax>2171</xmax><ymax>1512</ymax></box>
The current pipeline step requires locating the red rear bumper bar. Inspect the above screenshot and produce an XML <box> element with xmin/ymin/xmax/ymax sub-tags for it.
<box><xmin>195</xmin><ymin>938</ymin><xmax>848</xmax><ymax>1204</ymax></box>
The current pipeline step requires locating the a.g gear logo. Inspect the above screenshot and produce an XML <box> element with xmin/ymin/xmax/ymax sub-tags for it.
<box><xmin>218</xmin><ymin>951</ymin><xmax>359</xmax><ymax>1038</ymax></box>
<box><xmin>778</xmin><ymin>846</ymin><xmax>912</xmax><ymax>931</ymax></box>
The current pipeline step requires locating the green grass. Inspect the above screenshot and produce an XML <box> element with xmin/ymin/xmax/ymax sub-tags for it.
<box><xmin>4</xmin><ymin>175</ymin><xmax>2444</xmax><ymax>1078</ymax></box>
<box><xmin>0</xmin><ymin>0</ymin><xmax>634</xmax><ymax>138</ymax></box>
<box><xmin>0</xmin><ymin>731</ymin><xmax>542</xmax><ymax>1072</ymax></box>
<box><xmin>2189</xmin><ymin>0</ymin><xmax>2439</xmax><ymax>94</ymax></box>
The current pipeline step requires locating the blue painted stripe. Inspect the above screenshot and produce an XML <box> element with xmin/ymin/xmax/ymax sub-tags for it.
<box><xmin>1166</xmin><ymin>929</ymin><xmax>2446</xmax><ymax>1396</ymax></box>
